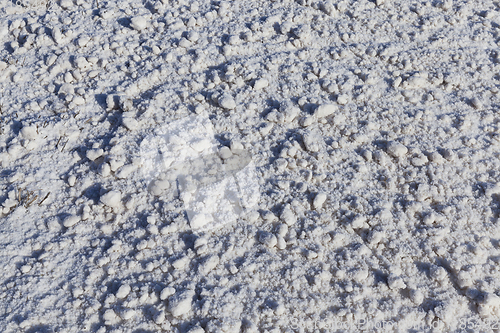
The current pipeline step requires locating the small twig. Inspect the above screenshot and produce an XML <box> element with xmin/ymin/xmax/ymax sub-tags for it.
<box><xmin>38</xmin><ymin>192</ymin><xmax>50</xmax><ymax>206</ymax></box>
<box><xmin>25</xmin><ymin>195</ymin><xmax>38</xmax><ymax>208</ymax></box>
<box><xmin>17</xmin><ymin>187</ymin><xmax>22</xmax><ymax>204</ymax></box>
<box><xmin>61</xmin><ymin>140</ymin><xmax>68</xmax><ymax>152</ymax></box>
<box><xmin>55</xmin><ymin>136</ymin><xmax>62</xmax><ymax>148</ymax></box>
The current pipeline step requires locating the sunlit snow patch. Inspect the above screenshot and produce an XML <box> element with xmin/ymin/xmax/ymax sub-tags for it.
<box><xmin>140</xmin><ymin>113</ymin><xmax>259</xmax><ymax>231</ymax></box>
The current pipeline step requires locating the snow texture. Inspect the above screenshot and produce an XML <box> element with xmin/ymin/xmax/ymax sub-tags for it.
<box><xmin>1</xmin><ymin>0</ymin><xmax>500</xmax><ymax>332</ymax></box>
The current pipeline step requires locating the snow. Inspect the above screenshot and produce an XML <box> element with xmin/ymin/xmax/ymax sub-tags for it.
<box><xmin>130</xmin><ymin>16</ymin><xmax>148</xmax><ymax>31</ymax></box>
<box><xmin>100</xmin><ymin>190</ymin><xmax>122</xmax><ymax>209</ymax></box>
<box><xmin>86</xmin><ymin>148</ymin><xmax>103</xmax><ymax>161</ymax></box>
<box><xmin>280</xmin><ymin>206</ymin><xmax>297</xmax><ymax>226</ymax></box>
<box><xmin>2</xmin><ymin>0</ymin><xmax>500</xmax><ymax>331</ymax></box>
<box><xmin>198</xmin><ymin>254</ymin><xmax>219</xmax><ymax>275</ymax></box>
<box><xmin>312</xmin><ymin>192</ymin><xmax>327</xmax><ymax>210</ymax></box>
<box><xmin>168</xmin><ymin>290</ymin><xmax>195</xmax><ymax>317</ymax></box>
<box><xmin>314</xmin><ymin>103</ymin><xmax>337</xmax><ymax>118</ymax></box>
<box><xmin>62</xmin><ymin>214</ymin><xmax>80</xmax><ymax>228</ymax></box>
<box><xmin>258</xmin><ymin>231</ymin><xmax>277</xmax><ymax>248</ymax></box>
<box><xmin>217</xmin><ymin>94</ymin><xmax>236</xmax><ymax>110</ymax></box>
<box><xmin>253</xmin><ymin>78</ymin><xmax>269</xmax><ymax>90</ymax></box>
<box><xmin>160</xmin><ymin>286</ymin><xmax>176</xmax><ymax>301</ymax></box>
<box><xmin>116</xmin><ymin>284</ymin><xmax>131</xmax><ymax>299</ymax></box>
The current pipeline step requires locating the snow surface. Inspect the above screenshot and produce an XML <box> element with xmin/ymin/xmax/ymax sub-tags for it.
<box><xmin>1</xmin><ymin>0</ymin><xmax>500</xmax><ymax>332</ymax></box>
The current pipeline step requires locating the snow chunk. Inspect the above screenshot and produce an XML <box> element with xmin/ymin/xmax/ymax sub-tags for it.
<box><xmin>99</xmin><ymin>8</ymin><xmax>116</xmax><ymax>19</ymax></box>
<box><xmin>300</xmin><ymin>116</ymin><xmax>314</xmax><ymax>127</ymax></box>
<box><xmin>337</xmin><ymin>94</ymin><xmax>350</xmax><ymax>105</ymax></box>
<box><xmin>150</xmin><ymin>179</ymin><xmax>171</xmax><ymax>196</ymax></box>
<box><xmin>484</xmin><ymin>183</ymin><xmax>500</xmax><ymax>197</ymax></box>
<box><xmin>266</xmin><ymin>110</ymin><xmax>285</xmax><ymax>123</ymax></box>
<box><xmin>187</xmin><ymin>327</ymin><xmax>205</xmax><ymax>333</ymax></box>
<box><xmin>403</xmin><ymin>73</ymin><xmax>428</xmax><ymax>89</ymax></box>
<box><xmin>386</xmin><ymin>141</ymin><xmax>408</xmax><ymax>158</ymax></box>
<box><xmin>100</xmin><ymin>190</ymin><xmax>122</xmax><ymax>208</ymax></box>
<box><xmin>315</xmin><ymin>103</ymin><xmax>337</xmax><ymax>118</ymax></box>
<box><xmin>410</xmin><ymin>289</ymin><xmax>424</xmax><ymax>305</ymax></box>
<box><xmin>20</xmin><ymin>126</ymin><xmax>37</xmax><ymax>140</ymax></box>
<box><xmin>253</xmin><ymin>78</ymin><xmax>269</xmax><ymax>90</ymax></box>
<box><xmin>280</xmin><ymin>206</ymin><xmax>297</xmax><ymax>226</ymax></box>
<box><xmin>313</xmin><ymin>193</ymin><xmax>327</xmax><ymax>210</ymax></box>
<box><xmin>86</xmin><ymin>148</ymin><xmax>103</xmax><ymax>161</ymax></box>
<box><xmin>122</xmin><ymin>117</ymin><xmax>139</xmax><ymax>131</ymax></box>
<box><xmin>59</xmin><ymin>83</ymin><xmax>74</xmax><ymax>96</ymax></box>
<box><xmin>130</xmin><ymin>16</ymin><xmax>149</xmax><ymax>31</ymax></box>
<box><xmin>198</xmin><ymin>255</ymin><xmax>219</xmax><ymax>275</ymax></box>
<box><xmin>478</xmin><ymin>293</ymin><xmax>500</xmax><ymax>317</ymax></box>
<box><xmin>277</xmin><ymin>236</ymin><xmax>286</xmax><ymax>250</ymax></box>
<box><xmin>351</xmin><ymin>215</ymin><xmax>365</xmax><ymax>229</ymax></box>
<box><xmin>74</xmin><ymin>56</ymin><xmax>89</xmax><ymax>69</ymax></box>
<box><xmin>103</xmin><ymin>309</ymin><xmax>120</xmax><ymax>325</ymax></box>
<box><xmin>320</xmin><ymin>1</ymin><xmax>338</xmax><ymax>15</ymax></box>
<box><xmin>63</xmin><ymin>215</ymin><xmax>80</xmax><ymax>228</ymax></box>
<box><xmin>387</xmin><ymin>275</ymin><xmax>406</xmax><ymax>289</ymax></box>
<box><xmin>172</xmin><ymin>256</ymin><xmax>189</xmax><ymax>269</ymax></box>
<box><xmin>60</xmin><ymin>0</ymin><xmax>74</xmax><ymax>9</ymax></box>
<box><xmin>20</xmin><ymin>264</ymin><xmax>31</xmax><ymax>274</ymax></box>
<box><xmin>160</xmin><ymin>287</ymin><xmax>176</xmax><ymax>300</ymax></box>
<box><xmin>76</xmin><ymin>36</ymin><xmax>91</xmax><ymax>48</ymax></box>
<box><xmin>411</xmin><ymin>154</ymin><xmax>428</xmax><ymax>166</ymax></box>
<box><xmin>429</xmin><ymin>151</ymin><xmax>444</xmax><ymax>163</ymax></box>
<box><xmin>187</xmin><ymin>31</ymin><xmax>199</xmax><ymax>42</ymax></box>
<box><xmin>189</xmin><ymin>213</ymin><xmax>210</xmax><ymax>230</ymax></box>
<box><xmin>68</xmin><ymin>175</ymin><xmax>76</xmax><ymax>187</ymax></box>
<box><xmin>259</xmin><ymin>232</ymin><xmax>277</xmax><ymax>248</ymax></box>
<box><xmin>116</xmin><ymin>284</ymin><xmax>131</xmax><ymax>299</ymax></box>
<box><xmin>218</xmin><ymin>146</ymin><xmax>232</xmax><ymax>159</ymax></box>
<box><xmin>430</xmin><ymin>266</ymin><xmax>447</xmax><ymax>281</ymax></box>
<box><xmin>279</xmin><ymin>102</ymin><xmax>300</xmax><ymax>123</ymax></box>
<box><xmin>190</xmin><ymin>138</ymin><xmax>211</xmax><ymax>152</ymax></box>
<box><xmin>154</xmin><ymin>310</ymin><xmax>166</xmax><ymax>324</ymax></box>
<box><xmin>115</xmin><ymin>164</ymin><xmax>137</xmax><ymax>179</ymax></box>
<box><xmin>218</xmin><ymin>94</ymin><xmax>236</xmax><ymax>110</ymax></box>
<box><xmin>302</xmin><ymin>130</ymin><xmax>321</xmax><ymax>152</ymax></box>
<box><xmin>470</xmin><ymin>97</ymin><xmax>483</xmax><ymax>109</ymax></box>
<box><xmin>168</xmin><ymin>290</ymin><xmax>194</xmax><ymax>317</ymax></box>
